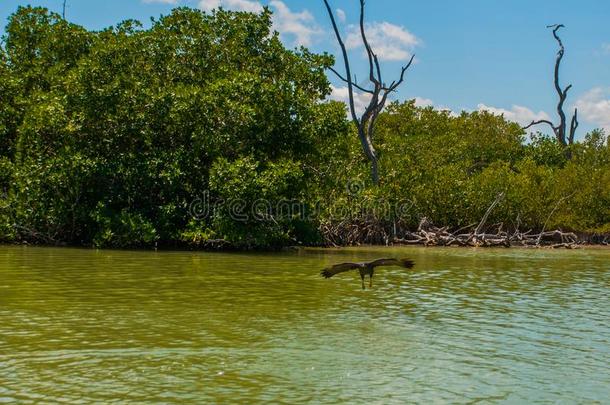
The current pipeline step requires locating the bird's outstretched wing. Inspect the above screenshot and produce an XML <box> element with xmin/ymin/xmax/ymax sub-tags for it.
<box><xmin>320</xmin><ymin>262</ymin><xmax>361</xmax><ymax>278</ymax></box>
<box><xmin>369</xmin><ymin>258</ymin><xmax>415</xmax><ymax>269</ymax></box>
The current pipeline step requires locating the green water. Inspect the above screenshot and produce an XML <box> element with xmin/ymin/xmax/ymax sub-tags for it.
<box><xmin>0</xmin><ymin>246</ymin><xmax>609</xmax><ymax>404</ymax></box>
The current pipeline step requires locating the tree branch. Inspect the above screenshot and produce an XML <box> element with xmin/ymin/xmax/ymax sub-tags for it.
<box><xmin>475</xmin><ymin>192</ymin><xmax>505</xmax><ymax>236</ymax></box>
<box><xmin>536</xmin><ymin>191</ymin><xmax>575</xmax><ymax>246</ymax></box>
<box><xmin>523</xmin><ymin>119</ymin><xmax>556</xmax><ymax>132</ymax></box>
<box><xmin>359</xmin><ymin>0</ymin><xmax>382</xmax><ymax>86</ymax></box>
<box><xmin>328</xmin><ymin>67</ymin><xmax>374</xmax><ymax>94</ymax></box>
<box><xmin>324</xmin><ymin>0</ymin><xmax>416</xmax><ymax>184</ymax></box>
<box><xmin>322</xmin><ymin>0</ymin><xmax>359</xmax><ymax>125</ymax></box>
<box><xmin>389</xmin><ymin>54</ymin><xmax>416</xmax><ymax>92</ymax></box>
<box><xmin>522</xmin><ymin>24</ymin><xmax>577</xmax><ymax>147</ymax></box>
<box><xmin>569</xmin><ymin>108</ymin><xmax>578</xmax><ymax>145</ymax></box>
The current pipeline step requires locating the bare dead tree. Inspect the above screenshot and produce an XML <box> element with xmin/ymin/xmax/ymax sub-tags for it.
<box><xmin>523</xmin><ymin>24</ymin><xmax>578</xmax><ymax>147</ymax></box>
<box><xmin>323</xmin><ymin>0</ymin><xmax>415</xmax><ymax>184</ymax></box>
<box><xmin>62</xmin><ymin>0</ymin><xmax>67</xmax><ymax>19</ymax></box>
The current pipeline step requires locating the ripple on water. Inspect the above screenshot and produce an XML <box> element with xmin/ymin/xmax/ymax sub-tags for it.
<box><xmin>0</xmin><ymin>246</ymin><xmax>609</xmax><ymax>403</ymax></box>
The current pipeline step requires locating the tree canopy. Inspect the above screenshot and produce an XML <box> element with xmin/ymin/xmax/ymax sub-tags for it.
<box><xmin>0</xmin><ymin>6</ymin><xmax>348</xmax><ymax>247</ymax></box>
<box><xmin>0</xmin><ymin>6</ymin><xmax>608</xmax><ymax>249</ymax></box>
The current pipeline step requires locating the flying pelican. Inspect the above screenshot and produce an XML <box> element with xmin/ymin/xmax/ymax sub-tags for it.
<box><xmin>321</xmin><ymin>258</ymin><xmax>415</xmax><ymax>290</ymax></box>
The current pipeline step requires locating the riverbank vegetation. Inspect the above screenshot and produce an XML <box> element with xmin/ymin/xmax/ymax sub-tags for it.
<box><xmin>1</xmin><ymin>6</ymin><xmax>609</xmax><ymax>249</ymax></box>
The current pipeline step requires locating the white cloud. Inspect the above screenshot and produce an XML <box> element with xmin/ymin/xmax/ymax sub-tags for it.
<box><xmin>346</xmin><ymin>21</ymin><xmax>420</xmax><ymax>61</ymax></box>
<box><xmin>328</xmin><ymin>85</ymin><xmax>372</xmax><ymax>116</ymax></box>
<box><xmin>226</xmin><ymin>0</ymin><xmax>263</xmax><ymax>12</ymax></box>
<box><xmin>336</xmin><ymin>8</ymin><xmax>346</xmax><ymax>23</ymax></box>
<box><xmin>602</xmin><ymin>43</ymin><xmax>610</xmax><ymax>54</ymax></box>
<box><xmin>197</xmin><ymin>0</ymin><xmax>221</xmax><ymax>10</ymax></box>
<box><xmin>477</xmin><ymin>104</ymin><xmax>551</xmax><ymax>127</ymax></box>
<box><xmin>198</xmin><ymin>0</ymin><xmax>262</xmax><ymax>12</ymax></box>
<box><xmin>412</xmin><ymin>97</ymin><xmax>457</xmax><ymax>116</ymax></box>
<box><xmin>575</xmin><ymin>87</ymin><xmax>610</xmax><ymax>132</ymax></box>
<box><xmin>196</xmin><ymin>0</ymin><xmax>320</xmax><ymax>47</ymax></box>
<box><xmin>413</xmin><ymin>97</ymin><xmax>434</xmax><ymax>107</ymax></box>
<box><xmin>269</xmin><ymin>1</ymin><xmax>321</xmax><ymax>47</ymax></box>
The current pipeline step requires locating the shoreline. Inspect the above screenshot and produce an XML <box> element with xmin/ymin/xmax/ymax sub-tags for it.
<box><xmin>2</xmin><ymin>241</ymin><xmax>609</xmax><ymax>253</ymax></box>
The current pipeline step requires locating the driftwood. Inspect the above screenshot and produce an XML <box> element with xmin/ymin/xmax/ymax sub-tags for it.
<box><xmin>322</xmin><ymin>193</ymin><xmax>582</xmax><ymax>249</ymax></box>
<box><xmin>393</xmin><ymin>220</ymin><xmax>579</xmax><ymax>249</ymax></box>
<box><xmin>13</xmin><ymin>224</ymin><xmax>59</xmax><ymax>245</ymax></box>
<box><xmin>321</xmin><ymin>218</ymin><xmax>392</xmax><ymax>247</ymax></box>
<box><xmin>321</xmin><ymin>216</ymin><xmax>582</xmax><ymax>249</ymax></box>
<box><xmin>392</xmin><ymin>193</ymin><xmax>579</xmax><ymax>249</ymax></box>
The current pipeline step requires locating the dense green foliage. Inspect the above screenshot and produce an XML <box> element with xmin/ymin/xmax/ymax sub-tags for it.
<box><xmin>320</xmin><ymin>101</ymin><xmax>610</xmax><ymax>236</ymax></box>
<box><xmin>0</xmin><ymin>6</ymin><xmax>347</xmax><ymax>248</ymax></box>
<box><xmin>1</xmin><ymin>6</ymin><xmax>608</xmax><ymax>248</ymax></box>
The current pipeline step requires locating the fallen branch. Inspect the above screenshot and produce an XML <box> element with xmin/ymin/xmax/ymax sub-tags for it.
<box><xmin>13</xmin><ymin>224</ymin><xmax>60</xmax><ymax>245</ymax></box>
<box><xmin>537</xmin><ymin>192</ymin><xmax>575</xmax><ymax>246</ymax></box>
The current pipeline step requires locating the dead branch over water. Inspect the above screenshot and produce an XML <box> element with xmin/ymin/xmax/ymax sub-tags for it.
<box><xmin>321</xmin><ymin>218</ymin><xmax>583</xmax><ymax>249</ymax></box>
<box><xmin>393</xmin><ymin>220</ymin><xmax>580</xmax><ymax>249</ymax></box>
<box><xmin>321</xmin><ymin>193</ymin><xmax>593</xmax><ymax>249</ymax></box>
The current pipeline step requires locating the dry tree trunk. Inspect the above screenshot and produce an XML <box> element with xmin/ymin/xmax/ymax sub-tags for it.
<box><xmin>323</xmin><ymin>0</ymin><xmax>415</xmax><ymax>184</ymax></box>
<box><xmin>523</xmin><ymin>24</ymin><xmax>578</xmax><ymax>149</ymax></box>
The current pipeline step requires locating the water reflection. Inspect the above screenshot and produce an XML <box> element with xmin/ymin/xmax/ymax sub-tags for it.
<box><xmin>1</xmin><ymin>246</ymin><xmax>609</xmax><ymax>403</ymax></box>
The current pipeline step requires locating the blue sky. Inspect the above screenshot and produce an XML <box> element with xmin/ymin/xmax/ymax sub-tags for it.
<box><xmin>2</xmin><ymin>0</ymin><xmax>609</xmax><ymax>137</ymax></box>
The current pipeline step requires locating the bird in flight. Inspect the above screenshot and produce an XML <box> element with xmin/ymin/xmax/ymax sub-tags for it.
<box><xmin>321</xmin><ymin>258</ymin><xmax>415</xmax><ymax>290</ymax></box>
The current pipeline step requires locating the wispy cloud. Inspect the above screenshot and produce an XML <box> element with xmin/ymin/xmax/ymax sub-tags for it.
<box><xmin>346</xmin><ymin>21</ymin><xmax>420</xmax><ymax>62</ymax></box>
<box><xmin>195</xmin><ymin>0</ymin><xmax>321</xmax><ymax>47</ymax></box>
<box><xmin>477</xmin><ymin>104</ymin><xmax>550</xmax><ymax>127</ymax></box>
<box><xmin>336</xmin><ymin>8</ymin><xmax>346</xmax><ymax>24</ymax></box>
<box><xmin>198</xmin><ymin>0</ymin><xmax>262</xmax><ymax>13</ymax></box>
<box><xmin>413</xmin><ymin>97</ymin><xmax>434</xmax><ymax>107</ymax></box>
<box><xmin>269</xmin><ymin>0</ymin><xmax>321</xmax><ymax>47</ymax></box>
<box><xmin>143</xmin><ymin>0</ymin><xmax>179</xmax><ymax>4</ymax></box>
<box><xmin>328</xmin><ymin>85</ymin><xmax>372</xmax><ymax>116</ymax></box>
<box><xmin>412</xmin><ymin>97</ymin><xmax>456</xmax><ymax>116</ymax></box>
<box><xmin>575</xmin><ymin>87</ymin><xmax>610</xmax><ymax>132</ymax></box>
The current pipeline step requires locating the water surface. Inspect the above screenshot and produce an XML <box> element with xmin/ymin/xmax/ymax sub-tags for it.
<box><xmin>1</xmin><ymin>246</ymin><xmax>609</xmax><ymax>403</ymax></box>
